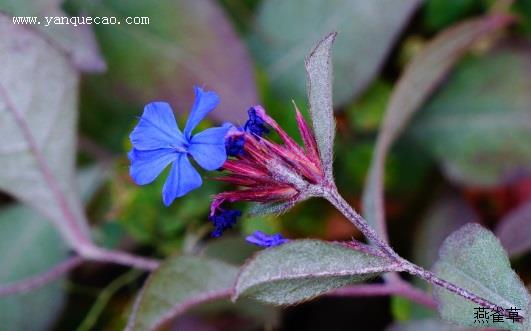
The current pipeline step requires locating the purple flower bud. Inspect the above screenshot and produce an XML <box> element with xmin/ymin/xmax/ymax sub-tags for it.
<box><xmin>246</xmin><ymin>231</ymin><xmax>288</xmax><ymax>247</ymax></box>
<box><xmin>225</xmin><ymin>134</ymin><xmax>245</xmax><ymax>157</ymax></box>
<box><xmin>244</xmin><ymin>107</ymin><xmax>270</xmax><ymax>137</ymax></box>
<box><xmin>209</xmin><ymin>209</ymin><xmax>241</xmax><ymax>237</ymax></box>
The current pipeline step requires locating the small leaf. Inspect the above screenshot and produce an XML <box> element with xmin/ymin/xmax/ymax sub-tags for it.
<box><xmin>233</xmin><ymin>239</ymin><xmax>399</xmax><ymax>305</ymax></box>
<box><xmin>433</xmin><ymin>223</ymin><xmax>529</xmax><ymax>330</ymax></box>
<box><xmin>252</xmin><ymin>0</ymin><xmax>420</xmax><ymax>106</ymax></box>
<box><xmin>0</xmin><ymin>1</ymin><xmax>105</xmax><ymax>72</ymax></box>
<box><xmin>305</xmin><ymin>32</ymin><xmax>337</xmax><ymax>179</ymax></box>
<box><xmin>409</xmin><ymin>45</ymin><xmax>531</xmax><ymax>187</ymax></box>
<box><xmin>496</xmin><ymin>201</ymin><xmax>531</xmax><ymax>257</ymax></box>
<box><xmin>126</xmin><ymin>256</ymin><xmax>238</xmax><ymax>331</ymax></box>
<box><xmin>362</xmin><ymin>14</ymin><xmax>513</xmax><ymax>239</ymax></box>
<box><xmin>0</xmin><ymin>13</ymin><xmax>91</xmax><ymax>248</ymax></box>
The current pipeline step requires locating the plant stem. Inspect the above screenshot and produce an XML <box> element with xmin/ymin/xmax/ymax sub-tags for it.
<box><xmin>0</xmin><ymin>256</ymin><xmax>84</xmax><ymax>297</ymax></box>
<box><xmin>323</xmin><ymin>188</ymin><xmax>399</xmax><ymax>260</ymax></box>
<box><xmin>323</xmin><ymin>187</ymin><xmax>523</xmax><ymax>321</ymax></box>
<box><xmin>80</xmin><ymin>245</ymin><xmax>160</xmax><ymax>271</ymax></box>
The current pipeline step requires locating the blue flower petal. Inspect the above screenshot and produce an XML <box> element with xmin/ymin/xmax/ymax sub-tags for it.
<box><xmin>130</xmin><ymin>102</ymin><xmax>186</xmax><ymax>150</ymax></box>
<box><xmin>129</xmin><ymin>148</ymin><xmax>177</xmax><ymax>185</ymax></box>
<box><xmin>162</xmin><ymin>154</ymin><xmax>202</xmax><ymax>206</ymax></box>
<box><xmin>188</xmin><ymin>126</ymin><xmax>230</xmax><ymax>170</ymax></box>
<box><xmin>246</xmin><ymin>231</ymin><xmax>288</xmax><ymax>247</ymax></box>
<box><xmin>183</xmin><ymin>87</ymin><xmax>220</xmax><ymax>139</ymax></box>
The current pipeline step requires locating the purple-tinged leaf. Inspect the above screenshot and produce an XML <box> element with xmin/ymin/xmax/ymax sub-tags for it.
<box><xmin>75</xmin><ymin>0</ymin><xmax>257</xmax><ymax>123</ymax></box>
<box><xmin>252</xmin><ymin>0</ymin><xmax>421</xmax><ymax>106</ymax></box>
<box><xmin>125</xmin><ymin>256</ymin><xmax>238</xmax><ymax>331</ymax></box>
<box><xmin>433</xmin><ymin>223</ymin><xmax>529</xmax><ymax>331</ymax></box>
<box><xmin>496</xmin><ymin>201</ymin><xmax>531</xmax><ymax>257</ymax></box>
<box><xmin>0</xmin><ymin>13</ymin><xmax>91</xmax><ymax>248</ymax></box>
<box><xmin>362</xmin><ymin>14</ymin><xmax>513</xmax><ymax>241</ymax></box>
<box><xmin>0</xmin><ymin>1</ymin><xmax>105</xmax><ymax>72</ymax></box>
<box><xmin>233</xmin><ymin>239</ymin><xmax>400</xmax><ymax>305</ymax></box>
<box><xmin>409</xmin><ymin>44</ymin><xmax>531</xmax><ymax>187</ymax></box>
<box><xmin>413</xmin><ymin>191</ymin><xmax>479</xmax><ymax>269</ymax></box>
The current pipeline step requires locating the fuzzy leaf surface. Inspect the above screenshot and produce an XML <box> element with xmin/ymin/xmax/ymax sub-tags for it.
<box><xmin>233</xmin><ymin>240</ymin><xmax>398</xmax><ymax>305</ymax></box>
<box><xmin>433</xmin><ymin>223</ymin><xmax>529</xmax><ymax>330</ymax></box>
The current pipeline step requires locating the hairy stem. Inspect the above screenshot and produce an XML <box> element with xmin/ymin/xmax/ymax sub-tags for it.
<box><xmin>323</xmin><ymin>186</ymin><xmax>523</xmax><ymax>321</ymax></box>
<box><xmin>80</xmin><ymin>245</ymin><xmax>160</xmax><ymax>271</ymax></box>
<box><xmin>0</xmin><ymin>256</ymin><xmax>83</xmax><ymax>297</ymax></box>
<box><xmin>323</xmin><ymin>187</ymin><xmax>398</xmax><ymax>260</ymax></box>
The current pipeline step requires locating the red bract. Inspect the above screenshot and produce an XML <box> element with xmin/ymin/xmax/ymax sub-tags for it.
<box><xmin>210</xmin><ymin>105</ymin><xmax>325</xmax><ymax>216</ymax></box>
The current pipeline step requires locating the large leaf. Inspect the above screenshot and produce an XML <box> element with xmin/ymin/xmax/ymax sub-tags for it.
<box><xmin>74</xmin><ymin>0</ymin><xmax>257</xmax><ymax>123</ymax></box>
<box><xmin>0</xmin><ymin>166</ymin><xmax>107</xmax><ymax>331</ymax></box>
<box><xmin>433</xmin><ymin>223</ymin><xmax>529</xmax><ymax>330</ymax></box>
<box><xmin>0</xmin><ymin>206</ymin><xmax>68</xmax><ymax>331</ymax></box>
<box><xmin>496</xmin><ymin>201</ymin><xmax>531</xmax><ymax>257</ymax></box>
<box><xmin>233</xmin><ymin>240</ymin><xmax>399</xmax><ymax>305</ymax></box>
<box><xmin>0</xmin><ymin>13</ymin><xmax>91</xmax><ymax>248</ymax></box>
<box><xmin>362</xmin><ymin>14</ymin><xmax>512</xmax><ymax>240</ymax></box>
<box><xmin>251</xmin><ymin>0</ymin><xmax>421</xmax><ymax>106</ymax></box>
<box><xmin>413</xmin><ymin>191</ymin><xmax>478</xmax><ymax>269</ymax></box>
<box><xmin>409</xmin><ymin>44</ymin><xmax>531</xmax><ymax>187</ymax></box>
<box><xmin>305</xmin><ymin>32</ymin><xmax>336</xmax><ymax>179</ymax></box>
<box><xmin>0</xmin><ymin>0</ymin><xmax>105</xmax><ymax>72</ymax></box>
<box><xmin>126</xmin><ymin>256</ymin><xmax>238</xmax><ymax>331</ymax></box>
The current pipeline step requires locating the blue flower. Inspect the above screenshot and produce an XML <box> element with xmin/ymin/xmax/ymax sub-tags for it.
<box><xmin>244</xmin><ymin>107</ymin><xmax>269</xmax><ymax>137</ymax></box>
<box><xmin>129</xmin><ymin>86</ymin><xmax>230</xmax><ymax>206</ymax></box>
<box><xmin>209</xmin><ymin>209</ymin><xmax>241</xmax><ymax>237</ymax></box>
<box><xmin>246</xmin><ymin>231</ymin><xmax>288</xmax><ymax>247</ymax></box>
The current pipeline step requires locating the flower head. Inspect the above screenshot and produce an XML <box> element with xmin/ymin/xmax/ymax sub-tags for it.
<box><xmin>209</xmin><ymin>209</ymin><xmax>241</xmax><ymax>237</ymax></box>
<box><xmin>129</xmin><ymin>86</ymin><xmax>230</xmax><ymax>206</ymax></box>
<box><xmin>209</xmin><ymin>104</ymin><xmax>326</xmax><ymax>223</ymax></box>
<box><xmin>246</xmin><ymin>231</ymin><xmax>288</xmax><ymax>247</ymax></box>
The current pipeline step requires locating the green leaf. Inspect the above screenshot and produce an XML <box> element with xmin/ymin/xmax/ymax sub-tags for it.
<box><xmin>362</xmin><ymin>14</ymin><xmax>512</xmax><ymax>239</ymax></box>
<box><xmin>0</xmin><ymin>0</ymin><xmax>105</xmax><ymax>72</ymax></box>
<box><xmin>126</xmin><ymin>256</ymin><xmax>238</xmax><ymax>331</ymax></box>
<box><xmin>413</xmin><ymin>191</ymin><xmax>478</xmax><ymax>269</ymax></box>
<box><xmin>251</xmin><ymin>0</ymin><xmax>420</xmax><ymax>106</ymax></box>
<box><xmin>0</xmin><ymin>167</ymin><xmax>106</xmax><ymax>331</ymax></box>
<box><xmin>496</xmin><ymin>201</ymin><xmax>531</xmax><ymax>257</ymax></box>
<box><xmin>73</xmin><ymin>0</ymin><xmax>257</xmax><ymax>123</ymax></box>
<box><xmin>0</xmin><ymin>13</ymin><xmax>91</xmax><ymax>248</ymax></box>
<box><xmin>0</xmin><ymin>206</ymin><xmax>68</xmax><ymax>331</ymax></box>
<box><xmin>433</xmin><ymin>223</ymin><xmax>529</xmax><ymax>330</ymax></box>
<box><xmin>201</xmin><ymin>236</ymin><xmax>259</xmax><ymax>266</ymax></box>
<box><xmin>409</xmin><ymin>45</ymin><xmax>531</xmax><ymax>187</ymax></box>
<box><xmin>305</xmin><ymin>32</ymin><xmax>337</xmax><ymax>179</ymax></box>
<box><xmin>233</xmin><ymin>239</ymin><xmax>399</xmax><ymax>305</ymax></box>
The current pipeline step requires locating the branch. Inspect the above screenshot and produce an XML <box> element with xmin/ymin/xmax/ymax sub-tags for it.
<box><xmin>0</xmin><ymin>256</ymin><xmax>83</xmax><ymax>297</ymax></box>
<box><xmin>323</xmin><ymin>187</ymin><xmax>524</xmax><ymax>322</ymax></box>
<box><xmin>80</xmin><ymin>245</ymin><xmax>160</xmax><ymax>271</ymax></box>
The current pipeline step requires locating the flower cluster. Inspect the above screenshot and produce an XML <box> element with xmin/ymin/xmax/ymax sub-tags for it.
<box><xmin>209</xmin><ymin>105</ymin><xmax>325</xmax><ymax>223</ymax></box>
<box><xmin>128</xmin><ymin>87</ymin><xmax>324</xmax><ymax>245</ymax></box>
